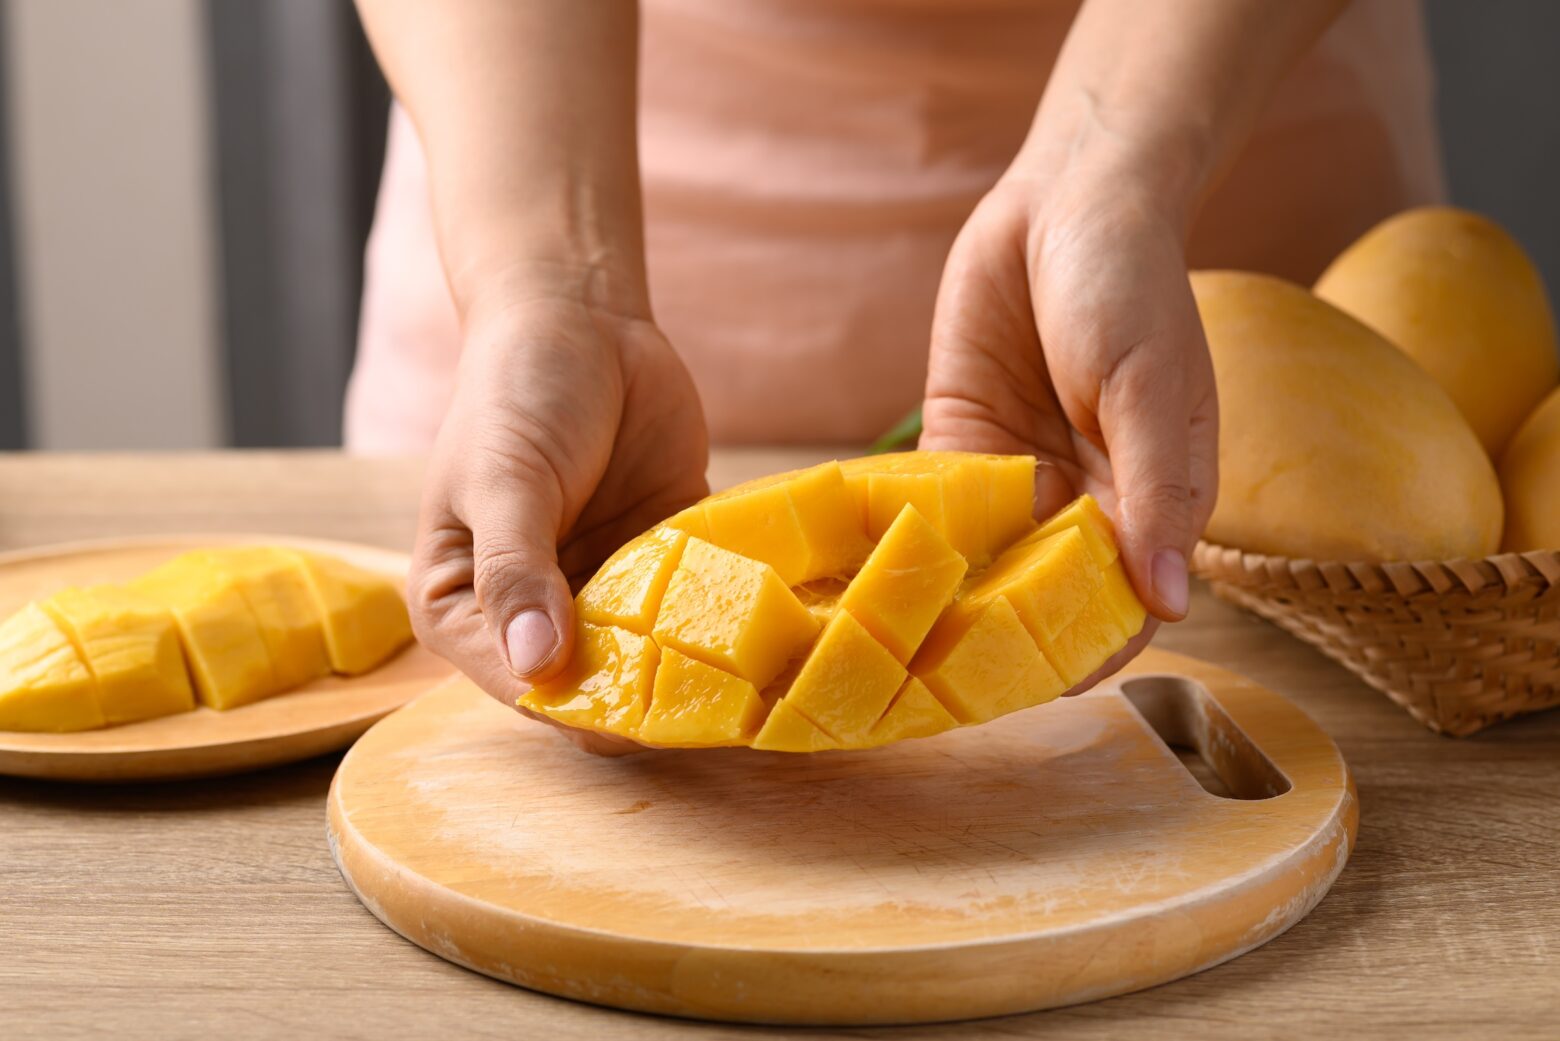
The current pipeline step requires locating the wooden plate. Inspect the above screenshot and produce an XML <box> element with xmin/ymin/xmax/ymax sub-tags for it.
<box><xmin>328</xmin><ymin>648</ymin><xmax>1357</xmax><ymax>1025</ymax></box>
<box><xmin>0</xmin><ymin>534</ymin><xmax>453</xmax><ymax>782</ymax></box>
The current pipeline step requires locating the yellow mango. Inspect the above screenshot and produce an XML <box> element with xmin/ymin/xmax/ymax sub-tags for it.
<box><xmin>1194</xmin><ymin>270</ymin><xmax>1502</xmax><ymax>561</ymax></box>
<box><xmin>652</xmin><ymin>537</ymin><xmax>818</xmax><ymax>688</ymax></box>
<box><xmin>1315</xmin><ymin>207</ymin><xmax>1559</xmax><ymax>456</ymax></box>
<box><xmin>868</xmin><ymin>677</ymin><xmax>958</xmax><ymax>746</ymax></box>
<box><xmin>131</xmin><ymin>560</ymin><xmax>279</xmax><ymax>710</ymax></box>
<box><xmin>955</xmin><ymin>526</ymin><xmax>1101</xmax><ymax>645</ymax></box>
<box><xmin>520</xmin><ymin>624</ymin><xmax>659</xmax><ymax>736</ymax></box>
<box><xmin>639</xmin><ymin>647</ymin><xmax>765</xmax><ymax>748</ymax></box>
<box><xmin>42</xmin><ymin>585</ymin><xmax>194</xmax><ymax>726</ymax></box>
<box><xmin>529</xmin><ymin>454</ymin><xmax>1136</xmax><ymax>751</ymax></box>
<box><xmin>576</xmin><ymin>527</ymin><xmax>688</xmax><ymax>632</ymax></box>
<box><xmin>837</xmin><ymin>503</ymin><xmax>966</xmax><ymax>663</ymax></box>
<box><xmin>0</xmin><ymin>603</ymin><xmax>103</xmax><ymax>732</ymax></box>
<box><xmin>1499</xmin><ymin>385</ymin><xmax>1560</xmax><ymax>551</ymax></box>
<box><xmin>203</xmin><ymin>548</ymin><xmax>331</xmax><ymax>690</ymax></box>
<box><xmin>778</xmin><ymin>610</ymin><xmax>906</xmax><ymax>745</ymax></box>
<box><xmin>912</xmin><ymin>596</ymin><xmax>1063</xmax><ymax>724</ymax></box>
<box><xmin>752</xmin><ymin>699</ymin><xmax>838</xmax><ymax>753</ymax></box>
<box><xmin>285</xmin><ymin>550</ymin><xmax>413</xmax><ymax>675</ymax></box>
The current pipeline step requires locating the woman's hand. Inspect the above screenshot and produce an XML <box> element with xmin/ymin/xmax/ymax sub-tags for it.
<box><xmin>921</xmin><ymin>175</ymin><xmax>1218</xmax><ymax>680</ymax></box>
<box><xmin>408</xmin><ymin>279</ymin><xmax>708</xmax><ymax>750</ymax></box>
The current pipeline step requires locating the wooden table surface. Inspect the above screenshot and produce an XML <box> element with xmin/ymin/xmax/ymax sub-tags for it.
<box><xmin>3</xmin><ymin>451</ymin><xmax>1556</xmax><ymax>1040</ymax></box>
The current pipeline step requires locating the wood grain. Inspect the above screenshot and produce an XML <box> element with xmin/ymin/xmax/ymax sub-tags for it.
<box><xmin>0</xmin><ymin>534</ymin><xmax>453</xmax><ymax>781</ymax></box>
<box><xmin>328</xmin><ymin>650</ymin><xmax>1355</xmax><ymax>1023</ymax></box>
<box><xmin>2</xmin><ymin>450</ymin><xmax>1557</xmax><ymax>1040</ymax></box>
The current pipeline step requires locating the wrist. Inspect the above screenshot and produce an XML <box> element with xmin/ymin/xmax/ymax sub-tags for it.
<box><xmin>455</xmin><ymin>253</ymin><xmax>654</xmax><ymax>335</ymax></box>
<box><xmin>1006</xmin><ymin>93</ymin><xmax>1213</xmax><ymax>238</ymax></box>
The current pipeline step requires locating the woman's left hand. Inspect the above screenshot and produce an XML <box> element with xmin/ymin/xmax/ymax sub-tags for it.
<box><xmin>921</xmin><ymin>173</ymin><xmax>1219</xmax><ymax>685</ymax></box>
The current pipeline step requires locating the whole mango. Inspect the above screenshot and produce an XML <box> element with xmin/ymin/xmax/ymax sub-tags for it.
<box><xmin>1193</xmin><ymin>271</ymin><xmax>1502</xmax><ymax>562</ymax></box>
<box><xmin>1499</xmin><ymin>386</ymin><xmax>1560</xmax><ymax>552</ymax></box>
<box><xmin>1314</xmin><ymin>207</ymin><xmax>1559</xmax><ymax>457</ymax></box>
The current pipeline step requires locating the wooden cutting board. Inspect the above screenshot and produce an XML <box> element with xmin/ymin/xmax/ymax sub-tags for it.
<box><xmin>328</xmin><ymin>648</ymin><xmax>1356</xmax><ymax>1025</ymax></box>
<box><xmin>0</xmin><ymin>535</ymin><xmax>453</xmax><ymax>781</ymax></box>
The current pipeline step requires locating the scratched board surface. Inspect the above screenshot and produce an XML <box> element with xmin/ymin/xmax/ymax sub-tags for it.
<box><xmin>328</xmin><ymin>648</ymin><xmax>1355</xmax><ymax>1024</ymax></box>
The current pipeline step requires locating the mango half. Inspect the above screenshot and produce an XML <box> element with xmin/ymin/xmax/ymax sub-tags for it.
<box><xmin>522</xmin><ymin>454</ymin><xmax>1147</xmax><ymax>751</ymax></box>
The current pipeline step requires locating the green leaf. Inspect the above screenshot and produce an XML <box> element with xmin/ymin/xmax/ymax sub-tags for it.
<box><xmin>868</xmin><ymin>406</ymin><xmax>923</xmax><ymax>454</ymax></box>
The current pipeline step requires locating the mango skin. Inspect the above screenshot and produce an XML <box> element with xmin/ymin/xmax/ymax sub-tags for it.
<box><xmin>1315</xmin><ymin>207</ymin><xmax>1560</xmax><ymax>457</ymax></box>
<box><xmin>1194</xmin><ymin>271</ymin><xmax>1503</xmax><ymax>562</ymax></box>
<box><xmin>1499</xmin><ymin>386</ymin><xmax>1560</xmax><ymax>551</ymax></box>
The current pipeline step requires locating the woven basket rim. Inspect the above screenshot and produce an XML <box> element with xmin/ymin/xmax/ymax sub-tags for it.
<box><xmin>1191</xmin><ymin>540</ymin><xmax>1560</xmax><ymax>599</ymax></box>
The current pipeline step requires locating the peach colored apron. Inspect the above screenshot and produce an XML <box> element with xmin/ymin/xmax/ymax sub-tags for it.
<box><xmin>346</xmin><ymin>0</ymin><xmax>1444</xmax><ymax>452</ymax></box>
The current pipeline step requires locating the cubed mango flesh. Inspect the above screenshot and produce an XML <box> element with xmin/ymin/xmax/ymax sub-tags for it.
<box><xmin>520</xmin><ymin>623</ymin><xmax>659</xmax><ymax>736</ymax></box>
<box><xmin>638</xmin><ymin>647</ymin><xmax>765</xmax><ymax>747</ymax></box>
<box><xmin>955</xmin><ymin>527</ymin><xmax>1102</xmax><ymax>644</ymax></box>
<box><xmin>203</xmin><ymin>548</ymin><xmax>332</xmax><ymax>690</ymax></box>
<box><xmin>130</xmin><ymin>560</ymin><xmax>280</xmax><ymax>710</ymax></box>
<box><xmin>1034</xmin><ymin>494</ymin><xmax>1119</xmax><ymax>569</ymax></box>
<box><xmin>576</xmin><ymin>527</ymin><xmax>687</xmax><ymax>632</ymax></box>
<box><xmin>0</xmin><ymin>603</ymin><xmax>103</xmax><ymax>732</ymax></box>
<box><xmin>868</xmin><ymin>677</ymin><xmax>958</xmax><ymax>746</ymax></box>
<box><xmin>777</xmin><ymin>610</ymin><xmax>906</xmax><ymax>745</ymax></box>
<box><xmin>42</xmin><ymin>585</ymin><xmax>194</xmax><ymax>726</ymax></box>
<box><xmin>284</xmin><ymin>550</ymin><xmax>413</xmax><ymax>675</ymax></box>
<box><xmin>837</xmin><ymin>503</ymin><xmax>967</xmax><ymax>663</ymax></box>
<box><xmin>911</xmin><ymin>596</ymin><xmax>1064</xmax><ymax>724</ymax></box>
<box><xmin>536</xmin><ymin>458</ymin><xmax>1138</xmax><ymax>751</ymax></box>
<box><xmin>752</xmin><ymin>699</ymin><xmax>839</xmax><ymax>752</ymax></box>
<box><xmin>652</xmin><ymin>537</ymin><xmax>818</xmax><ymax>688</ymax></box>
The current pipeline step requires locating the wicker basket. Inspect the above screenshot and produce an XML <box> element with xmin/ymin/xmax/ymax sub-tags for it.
<box><xmin>1191</xmin><ymin>541</ymin><xmax>1560</xmax><ymax>735</ymax></box>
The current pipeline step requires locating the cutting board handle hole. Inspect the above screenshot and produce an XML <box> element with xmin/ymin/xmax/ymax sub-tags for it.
<box><xmin>1120</xmin><ymin>677</ymin><xmax>1292</xmax><ymax>800</ymax></box>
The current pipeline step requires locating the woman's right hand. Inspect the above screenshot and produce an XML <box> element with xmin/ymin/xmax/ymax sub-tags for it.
<box><xmin>407</xmin><ymin>276</ymin><xmax>709</xmax><ymax>748</ymax></box>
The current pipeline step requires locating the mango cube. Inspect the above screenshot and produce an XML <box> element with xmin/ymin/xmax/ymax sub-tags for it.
<box><xmin>520</xmin><ymin>623</ymin><xmax>659</xmax><ymax>736</ymax></box>
<box><xmin>912</xmin><ymin>596</ymin><xmax>1064</xmax><ymax>724</ymax></box>
<box><xmin>663</xmin><ymin>504</ymin><xmax>711</xmax><ymax>542</ymax></box>
<box><xmin>1037</xmin><ymin>561</ymin><xmax>1148</xmax><ymax>686</ymax></box>
<box><xmin>576</xmin><ymin>527</ymin><xmax>687</xmax><ymax>633</ymax></box>
<box><xmin>701</xmin><ymin>481</ymin><xmax>812</xmax><ymax>586</ymax></box>
<box><xmin>868</xmin><ymin>677</ymin><xmax>958</xmax><ymax>746</ymax></box>
<box><xmin>838</xmin><ymin>504</ymin><xmax>967</xmax><ymax>663</ymax></box>
<box><xmin>782</xmin><ymin>462</ymin><xmax>874</xmax><ymax>579</ymax></box>
<box><xmin>42</xmin><ymin>585</ymin><xmax>194</xmax><ymax>726</ymax></box>
<box><xmin>203</xmin><ymin>548</ymin><xmax>331</xmax><ymax>689</ymax></box>
<box><xmin>778</xmin><ymin>610</ymin><xmax>906</xmax><ymax>745</ymax></box>
<box><xmin>131</xmin><ymin>561</ymin><xmax>279</xmax><ymax>710</ymax></box>
<box><xmin>638</xmin><ymin>647</ymin><xmax>765</xmax><ymax>747</ymax></box>
<box><xmin>0</xmin><ymin>603</ymin><xmax>103</xmax><ymax>732</ymax></box>
<box><xmin>752</xmin><ymin>699</ymin><xmax>838</xmax><ymax>752</ymax></box>
<box><xmin>652</xmin><ymin>537</ymin><xmax>818</xmax><ymax>688</ymax></box>
<box><xmin>980</xmin><ymin>454</ymin><xmax>1038</xmax><ymax>555</ymax></box>
<box><xmin>285</xmin><ymin>550</ymin><xmax>413</xmax><ymax>675</ymax></box>
<box><xmin>956</xmin><ymin>527</ymin><xmax>1102</xmax><ymax>644</ymax></box>
<box><xmin>1035</xmin><ymin>495</ymin><xmax>1119</xmax><ymax>569</ymax></box>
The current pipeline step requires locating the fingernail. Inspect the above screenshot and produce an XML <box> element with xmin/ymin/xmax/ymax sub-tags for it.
<box><xmin>1151</xmin><ymin>549</ymin><xmax>1190</xmax><ymax>617</ymax></box>
<box><xmin>504</xmin><ymin>609</ymin><xmax>558</xmax><ymax>677</ymax></box>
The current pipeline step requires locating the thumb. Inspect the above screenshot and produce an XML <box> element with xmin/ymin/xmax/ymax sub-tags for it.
<box><xmin>1098</xmin><ymin>345</ymin><xmax>1195</xmax><ymax>623</ymax></box>
<box><xmin>458</xmin><ymin>462</ymin><xmax>577</xmax><ymax>683</ymax></box>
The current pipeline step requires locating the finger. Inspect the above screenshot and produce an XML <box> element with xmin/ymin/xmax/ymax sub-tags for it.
<box><xmin>1097</xmin><ymin>338</ymin><xmax>1197</xmax><ymax>623</ymax></box>
<box><xmin>452</xmin><ymin>453</ymin><xmax>577</xmax><ymax>684</ymax></box>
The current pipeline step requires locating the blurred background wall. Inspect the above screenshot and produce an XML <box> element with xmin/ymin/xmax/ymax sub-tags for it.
<box><xmin>0</xmin><ymin>0</ymin><xmax>1552</xmax><ymax>451</ymax></box>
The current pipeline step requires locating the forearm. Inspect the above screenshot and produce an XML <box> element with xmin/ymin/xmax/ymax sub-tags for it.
<box><xmin>1017</xmin><ymin>0</ymin><xmax>1349</xmax><ymax>229</ymax></box>
<box><xmin>355</xmin><ymin>0</ymin><xmax>647</xmax><ymax>319</ymax></box>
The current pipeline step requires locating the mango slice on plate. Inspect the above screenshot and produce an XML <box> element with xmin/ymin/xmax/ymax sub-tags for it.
<box><xmin>285</xmin><ymin>550</ymin><xmax>413</xmax><ymax>676</ymax></box>
<box><xmin>0</xmin><ymin>545</ymin><xmax>414</xmax><ymax>732</ymax></box>
<box><xmin>131</xmin><ymin>560</ymin><xmax>281</xmax><ymax>710</ymax></box>
<box><xmin>527</xmin><ymin>452</ymin><xmax>1148</xmax><ymax>751</ymax></box>
<box><xmin>42</xmin><ymin>585</ymin><xmax>194</xmax><ymax>725</ymax></box>
<box><xmin>0</xmin><ymin>603</ymin><xmax>104</xmax><ymax>732</ymax></box>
